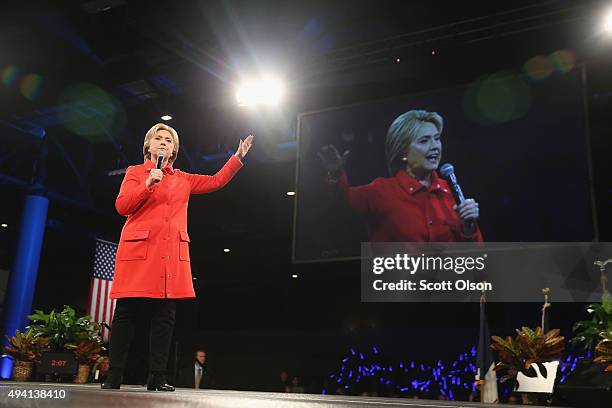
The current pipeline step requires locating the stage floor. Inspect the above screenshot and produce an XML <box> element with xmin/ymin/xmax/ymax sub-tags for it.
<box><xmin>0</xmin><ymin>382</ymin><xmax>548</xmax><ymax>407</ymax></box>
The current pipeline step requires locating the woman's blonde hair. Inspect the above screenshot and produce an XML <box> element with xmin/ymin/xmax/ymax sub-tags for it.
<box><xmin>385</xmin><ymin>110</ymin><xmax>443</xmax><ymax>174</ymax></box>
<box><xmin>143</xmin><ymin>123</ymin><xmax>180</xmax><ymax>163</ymax></box>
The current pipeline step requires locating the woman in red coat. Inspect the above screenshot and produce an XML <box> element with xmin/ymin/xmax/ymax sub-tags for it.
<box><xmin>102</xmin><ymin>123</ymin><xmax>253</xmax><ymax>390</ymax></box>
<box><xmin>318</xmin><ymin>110</ymin><xmax>482</xmax><ymax>242</ymax></box>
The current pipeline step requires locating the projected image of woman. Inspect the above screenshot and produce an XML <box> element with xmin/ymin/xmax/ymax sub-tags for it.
<box><xmin>318</xmin><ymin>110</ymin><xmax>482</xmax><ymax>242</ymax></box>
<box><xmin>102</xmin><ymin>123</ymin><xmax>253</xmax><ymax>391</ymax></box>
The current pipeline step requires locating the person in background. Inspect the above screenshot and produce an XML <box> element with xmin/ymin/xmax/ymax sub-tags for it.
<box><xmin>288</xmin><ymin>375</ymin><xmax>305</xmax><ymax>393</ymax></box>
<box><xmin>277</xmin><ymin>370</ymin><xmax>290</xmax><ymax>392</ymax></box>
<box><xmin>176</xmin><ymin>349</ymin><xmax>212</xmax><ymax>389</ymax></box>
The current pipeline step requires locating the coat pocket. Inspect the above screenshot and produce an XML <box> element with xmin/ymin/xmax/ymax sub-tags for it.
<box><xmin>119</xmin><ymin>230</ymin><xmax>150</xmax><ymax>260</ymax></box>
<box><xmin>179</xmin><ymin>230</ymin><xmax>190</xmax><ymax>262</ymax></box>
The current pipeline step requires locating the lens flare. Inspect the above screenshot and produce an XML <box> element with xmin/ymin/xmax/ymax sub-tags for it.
<box><xmin>19</xmin><ymin>74</ymin><xmax>43</xmax><ymax>101</ymax></box>
<box><xmin>463</xmin><ymin>72</ymin><xmax>531</xmax><ymax>125</ymax></box>
<box><xmin>1</xmin><ymin>65</ymin><xmax>18</xmax><ymax>86</ymax></box>
<box><xmin>523</xmin><ymin>55</ymin><xmax>554</xmax><ymax>81</ymax></box>
<box><xmin>59</xmin><ymin>83</ymin><xmax>126</xmax><ymax>142</ymax></box>
<box><xmin>550</xmin><ymin>50</ymin><xmax>576</xmax><ymax>74</ymax></box>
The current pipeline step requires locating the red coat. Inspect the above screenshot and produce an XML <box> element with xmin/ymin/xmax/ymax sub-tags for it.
<box><xmin>336</xmin><ymin>170</ymin><xmax>483</xmax><ymax>242</ymax></box>
<box><xmin>110</xmin><ymin>156</ymin><xmax>243</xmax><ymax>299</ymax></box>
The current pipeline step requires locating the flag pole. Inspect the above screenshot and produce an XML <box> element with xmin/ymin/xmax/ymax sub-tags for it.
<box><xmin>476</xmin><ymin>285</ymin><xmax>499</xmax><ymax>403</ymax></box>
<box><xmin>478</xmin><ymin>287</ymin><xmax>486</xmax><ymax>403</ymax></box>
<box><xmin>541</xmin><ymin>288</ymin><xmax>550</xmax><ymax>332</ymax></box>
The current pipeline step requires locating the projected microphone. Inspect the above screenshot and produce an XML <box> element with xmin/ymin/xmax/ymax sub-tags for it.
<box><xmin>439</xmin><ymin>163</ymin><xmax>465</xmax><ymax>204</ymax></box>
<box><xmin>156</xmin><ymin>151</ymin><xmax>165</xmax><ymax>169</ymax></box>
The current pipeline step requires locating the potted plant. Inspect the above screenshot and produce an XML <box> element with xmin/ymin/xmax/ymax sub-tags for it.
<box><xmin>27</xmin><ymin>306</ymin><xmax>97</xmax><ymax>352</ymax></box>
<box><xmin>571</xmin><ymin>292</ymin><xmax>612</xmax><ymax>353</ymax></box>
<box><xmin>27</xmin><ymin>305</ymin><xmax>102</xmax><ymax>381</ymax></box>
<box><xmin>2</xmin><ymin>328</ymin><xmax>50</xmax><ymax>381</ymax></box>
<box><xmin>594</xmin><ymin>330</ymin><xmax>612</xmax><ymax>372</ymax></box>
<box><xmin>64</xmin><ymin>324</ymin><xmax>105</xmax><ymax>384</ymax></box>
<box><xmin>490</xmin><ymin>326</ymin><xmax>565</xmax><ymax>405</ymax></box>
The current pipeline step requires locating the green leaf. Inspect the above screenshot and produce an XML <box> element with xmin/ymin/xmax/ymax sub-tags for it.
<box><xmin>519</xmin><ymin>327</ymin><xmax>536</xmax><ymax>340</ymax></box>
<box><xmin>492</xmin><ymin>336</ymin><xmax>509</xmax><ymax>346</ymax></box>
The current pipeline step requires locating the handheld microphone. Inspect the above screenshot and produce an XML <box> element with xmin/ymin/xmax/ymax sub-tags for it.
<box><xmin>156</xmin><ymin>151</ymin><xmax>165</xmax><ymax>169</ymax></box>
<box><xmin>439</xmin><ymin>163</ymin><xmax>465</xmax><ymax>204</ymax></box>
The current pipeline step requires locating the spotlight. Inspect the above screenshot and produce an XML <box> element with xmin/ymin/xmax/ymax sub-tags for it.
<box><xmin>605</xmin><ymin>10</ymin><xmax>612</xmax><ymax>32</ymax></box>
<box><xmin>161</xmin><ymin>115</ymin><xmax>172</xmax><ymax>121</ymax></box>
<box><xmin>223</xmin><ymin>248</ymin><xmax>230</xmax><ymax>253</ymax></box>
<box><xmin>286</xmin><ymin>191</ymin><xmax>295</xmax><ymax>196</ymax></box>
<box><xmin>395</xmin><ymin>58</ymin><xmax>401</xmax><ymax>63</ymax></box>
<box><xmin>236</xmin><ymin>77</ymin><xmax>284</xmax><ymax>107</ymax></box>
<box><xmin>0</xmin><ymin>223</ymin><xmax>7</xmax><ymax>228</ymax></box>
<box><xmin>291</xmin><ymin>274</ymin><xmax>298</xmax><ymax>278</ymax></box>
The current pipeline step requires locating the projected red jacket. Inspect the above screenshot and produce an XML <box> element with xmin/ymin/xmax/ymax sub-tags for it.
<box><xmin>110</xmin><ymin>156</ymin><xmax>243</xmax><ymax>299</ymax></box>
<box><xmin>335</xmin><ymin>170</ymin><xmax>483</xmax><ymax>242</ymax></box>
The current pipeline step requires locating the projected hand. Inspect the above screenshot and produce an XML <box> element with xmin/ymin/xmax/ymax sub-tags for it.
<box><xmin>235</xmin><ymin>134</ymin><xmax>254</xmax><ymax>160</ymax></box>
<box><xmin>316</xmin><ymin>144</ymin><xmax>350</xmax><ymax>176</ymax></box>
<box><xmin>454</xmin><ymin>199</ymin><xmax>479</xmax><ymax>234</ymax></box>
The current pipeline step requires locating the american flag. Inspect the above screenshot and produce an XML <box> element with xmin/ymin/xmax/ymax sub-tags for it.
<box><xmin>88</xmin><ymin>239</ymin><xmax>118</xmax><ymax>343</ymax></box>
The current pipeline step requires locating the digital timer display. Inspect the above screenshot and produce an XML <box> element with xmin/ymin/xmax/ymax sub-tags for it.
<box><xmin>38</xmin><ymin>353</ymin><xmax>77</xmax><ymax>375</ymax></box>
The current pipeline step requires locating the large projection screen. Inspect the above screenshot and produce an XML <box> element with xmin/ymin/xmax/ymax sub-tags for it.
<box><xmin>293</xmin><ymin>68</ymin><xmax>595</xmax><ymax>263</ymax></box>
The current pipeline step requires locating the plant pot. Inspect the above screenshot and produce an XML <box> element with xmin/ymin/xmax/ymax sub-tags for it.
<box><xmin>12</xmin><ymin>361</ymin><xmax>34</xmax><ymax>382</ymax></box>
<box><xmin>74</xmin><ymin>364</ymin><xmax>91</xmax><ymax>384</ymax></box>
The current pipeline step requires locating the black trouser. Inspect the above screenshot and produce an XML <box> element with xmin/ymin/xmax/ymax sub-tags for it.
<box><xmin>108</xmin><ymin>298</ymin><xmax>176</xmax><ymax>373</ymax></box>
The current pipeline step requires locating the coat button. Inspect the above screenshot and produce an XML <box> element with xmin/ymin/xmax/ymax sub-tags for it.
<box><xmin>428</xmin><ymin>220</ymin><xmax>433</xmax><ymax>225</ymax></box>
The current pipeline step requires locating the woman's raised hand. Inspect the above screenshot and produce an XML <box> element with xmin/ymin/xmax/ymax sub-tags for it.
<box><xmin>235</xmin><ymin>135</ymin><xmax>254</xmax><ymax>160</ymax></box>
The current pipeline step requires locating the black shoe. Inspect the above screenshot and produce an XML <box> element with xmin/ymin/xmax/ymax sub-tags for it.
<box><xmin>101</xmin><ymin>371</ymin><xmax>123</xmax><ymax>390</ymax></box>
<box><xmin>147</xmin><ymin>372</ymin><xmax>175</xmax><ymax>392</ymax></box>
